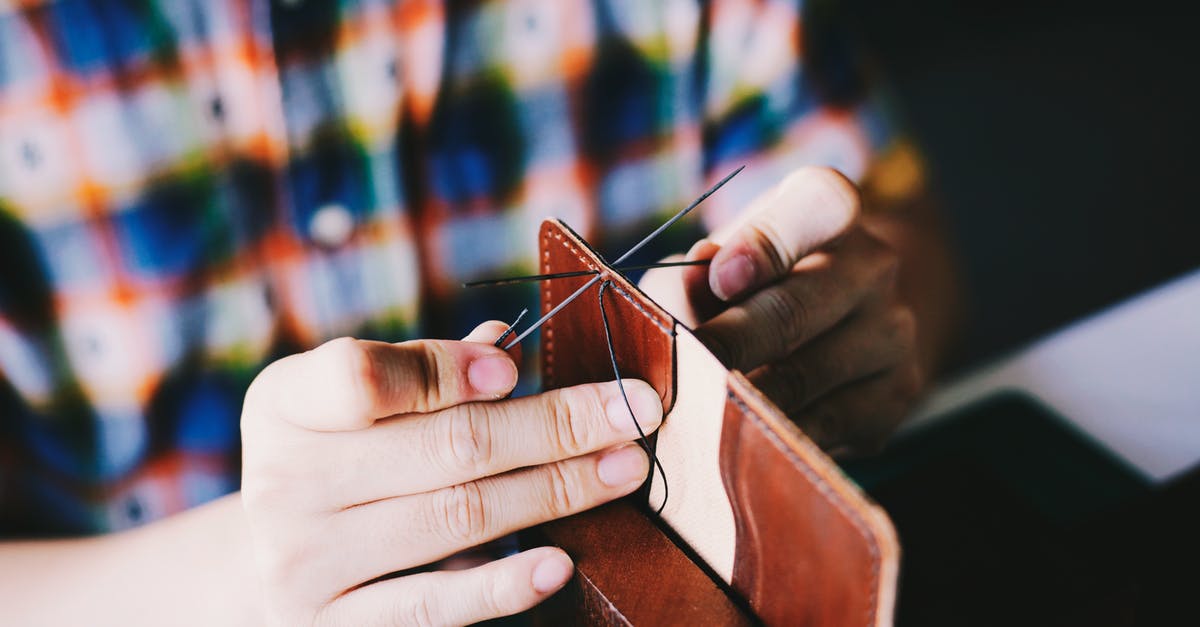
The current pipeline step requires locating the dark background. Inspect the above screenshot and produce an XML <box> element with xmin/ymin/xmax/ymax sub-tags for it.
<box><xmin>832</xmin><ymin>5</ymin><xmax>1200</xmax><ymax>623</ymax></box>
<box><xmin>845</xmin><ymin>0</ymin><xmax>1198</xmax><ymax>369</ymax></box>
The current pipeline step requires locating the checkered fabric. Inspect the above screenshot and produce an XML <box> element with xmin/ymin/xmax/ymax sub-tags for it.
<box><xmin>0</xmin><ymin>0</ymin><xmax>894</xmax><ymax>535</ymax></box>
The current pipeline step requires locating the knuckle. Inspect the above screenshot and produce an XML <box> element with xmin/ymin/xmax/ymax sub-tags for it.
<box><xmin>319</xmin><ymin>337</ymin><xmax>381</xmax><ymax>423</ymax></box>
<box><xmin>482</xmin><ymin>574</ymin><xmax>512</xmax><ymax>618</ymax></box>
<box><xmin>744</xmin><ymin>221</ymin><xmax>794</xmax><ymax>276</ymax></box>
<box><xmin>437</xmin><ymin>482</ymin><xmax>488</xmax><ymax>545</ymax></box>
<box><xmin>241</xmin><ymin>357</ymin><xmax>295</xmax><ymax>433</ymax></box>
<box><xmin>759</xmin><ymin>287</ymin><xmax>807</xmax><ymax>344</ymax></box>
<box><xmin>397</xmin><ymin>592</ymin><xmax>437</xmax><ymax>627</ymax></box>
<box><xmin>542</xmin><ymin>462</ymin><xmax>577</xmax><ymax>518</ymax></box>
<box><xmin>546</xmin><ymin>388</ymin><xmax>597</xmax><ymax>455</ymax></box>
<box><xmin>445</xmin><ymin>406</ymin><xmax>494</xmax><ymax>475</ymax></box>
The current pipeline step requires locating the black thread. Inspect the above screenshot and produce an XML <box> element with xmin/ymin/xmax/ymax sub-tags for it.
<box><xmin>503</xmin><ymin>274</ymin><xmax>601</xmax><ymax>350</ymax></box>
<box><xmin>612</xmin><ymin>164</ymin><xmax>744</xmax><ymax>266</ymax></box>
<box><xmin>463</xmin><ymin>260</ymin><xmax>711</xmax><ymax>288</ymax></box>
<box><xmin>599</xmin><ymin>279</ymin><xmax>669</xmax><ymax>514</ymax></box>
<box><xmin>467</xmin><ymin>165</ymin><xmax>744</xmax><ymax>516</ymax></box>
<box><xmin>491</xmin><ymin>164</ymin><xmax>743</xmax><ymax>348</ymax></box>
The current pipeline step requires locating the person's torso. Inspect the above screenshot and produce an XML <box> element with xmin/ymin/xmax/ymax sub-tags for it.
<box><xmin>0</xmin><ymin>0</ymin><xmax>885</xmax><ymax>535</ymax></box>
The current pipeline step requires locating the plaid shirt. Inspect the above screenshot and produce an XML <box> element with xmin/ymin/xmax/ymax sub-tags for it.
<box><xmin>0</xmin><ymin>0</ymin><xmax>893</xmax><ymax>535</ymax></box>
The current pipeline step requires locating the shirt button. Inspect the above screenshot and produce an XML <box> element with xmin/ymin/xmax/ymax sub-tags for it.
<box><xmin>309</xmin><ymin>203</ymin><xmax>355</xmax><ymax>248</ymax></box>
<box><xmin>209</xmin><ymin>96</ymin><xmax>225</xmax><ymax>121</ymax></box>
<box><xmin>126</xmin><ymin>496</ymin><xmax>144</xmax><ymax>523</ymax></box>
<box><xmin>20</xmin><ymin>140</ymin><xmax>41</xmax><ymax>169</ymax></box>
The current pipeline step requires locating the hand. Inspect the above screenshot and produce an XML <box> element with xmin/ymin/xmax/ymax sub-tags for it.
<box><xmin>642</xmin><ymin>167</ymin><xmax>923</xmax><ymax>453</ymax></box>
<box><xmin>240</xmin><ymin>322</ymin><xmax>663</xmax><ymax>625</ymax></box>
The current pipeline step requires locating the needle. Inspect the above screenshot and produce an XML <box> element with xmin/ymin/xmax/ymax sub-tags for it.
<box><xmin>462</xmin><ymin>260</ymin><xmax>712</xmax><ymax>288</ymax></box>
<box><xmin>497</xmin><ymin>165</ymin><xmax>744</xmax><ymax>350</ymax></box>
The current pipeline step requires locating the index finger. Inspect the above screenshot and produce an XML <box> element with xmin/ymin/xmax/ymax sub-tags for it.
<box><xmin>696</xmin><ymin>228</ymin><xmax>895</xmax><ymax>372</ymax></box>
<box><xmin>245</xmin><ymin>333</ymin><xmax>519</xmax><ymax>432</ymax></box>
<box><xmin>708</xmin><ymin>167</ymin><xmax>861</xmax><ymax>301</ymax></box>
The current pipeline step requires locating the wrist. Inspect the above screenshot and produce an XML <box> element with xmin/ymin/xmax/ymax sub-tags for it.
<box><xmin>152</xmin><ymin>492</ymin><xmax>263</xmax><ymax>625</ymax></box>
<box><xmin>0</xmin><ymin>493</ymin><xmax>261</xmax><ymax>625</ymax></box>
<box><xmin>106</xmin><ymin>492</ymin><xmax>263</xmax><ymax>625</ymax></box>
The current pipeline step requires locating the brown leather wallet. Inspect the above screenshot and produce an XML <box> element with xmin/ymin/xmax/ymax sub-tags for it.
<box><xmin>528</xmin><ymin>219</ymin><xmax>899</xmax><ymax>626</ymax></box>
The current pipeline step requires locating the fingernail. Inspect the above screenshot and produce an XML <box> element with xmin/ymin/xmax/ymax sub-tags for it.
<box><xmin>467</xmin><ymin>355</ymin><xmax>517</xmax><ymax>396</ymax></box>
<box><xmin>597</xmin><ymin>445</ymin><xmax>649</xmax><ymax>487</ymax></box>
<box><xmin>531</xmin><ymin>553</ymin><xmax>574</xmax><ymax>593</ymax></box>
<box><xmin>712</xmin><ymin>253</ymin><xmax>757</xmax><ymax>301</ymax></box>
<box><xmin>605</xmin><ymin>381</ymin><xmax>663</xmax><ymax>436</ymax></box>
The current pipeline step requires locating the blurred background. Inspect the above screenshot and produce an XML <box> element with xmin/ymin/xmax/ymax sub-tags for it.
<box><xmin>826</xmin><ymin>3</ymin><xmax>1199</xmax><ymax>624</ymax></box>
<box><xmin>843</xmin><ymin>0</ymin><xmax>1197</xmax><ymax>368</ymax></box>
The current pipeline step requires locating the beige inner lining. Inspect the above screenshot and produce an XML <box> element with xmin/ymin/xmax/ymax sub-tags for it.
<box><xmin>648</xmin><ymin>326</ymin><xmax>737</xmax><ymax>583</ymax></box>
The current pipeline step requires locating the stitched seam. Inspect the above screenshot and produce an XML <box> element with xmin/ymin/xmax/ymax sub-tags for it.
<box><xmin>606</xmin><ymin>281</ymin><xmax>674</xmax><ymax>336</ymax></box>
<box><xmin>547</xmin><ymin>230</ymin><xmax>673</xmax><ymax>336</ymax></box>
<box><xmin>728</xmin><ymin>392</ymin><xmax>880</xmax><ymax>627</ymax></box>
<box><xmin>541</xmin><ymin>234</ymin><xmax>554</xmax><ymax>388</ymax></box>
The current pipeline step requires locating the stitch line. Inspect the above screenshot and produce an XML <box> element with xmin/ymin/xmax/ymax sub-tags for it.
<box><xmin>606</xmin><ymin>281</ymin><xmax>675</xmax><ymax>337</ymax></box>
<box><xmin>541</xmin><ymin>236</ymin><xmax>555</xmax><ymax>388</ymax></box>
<box><xmin>727</xmin><ymin>391</ymin><xmax>881</xmax><ymax>626</ymax></box>
<box><xmin>547</xmin><ymin>230</ymin><xmax>673</xmax><ymax>336</ymax></box>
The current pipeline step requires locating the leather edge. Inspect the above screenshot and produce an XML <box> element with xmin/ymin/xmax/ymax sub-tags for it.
<box><xmin>538</xmin><ymin>218</ymin><xmax>678</xmax><ymax>410</ymax></box>
<box><xmin>726</xmin><ymin>372</ymin><xmax>900</xmax><ymax>627</ymax></box>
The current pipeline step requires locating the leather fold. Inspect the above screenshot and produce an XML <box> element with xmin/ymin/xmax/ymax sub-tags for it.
<box><xmin>533</xmin><ymin>219</ymin><xmax>898</xmax><ymax>626</ymax></box>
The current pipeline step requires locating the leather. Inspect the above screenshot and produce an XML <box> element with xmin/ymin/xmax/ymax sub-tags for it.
<box><xmin>533</xmin><ymin>219</ymin><xmax>898</xmax><ymax>626</ymax></box>
<box><xmin>647</xmin><ymin>327</ymin><xmax>738</xmax><ymax>580</ymax></box>
<box><xmin>531</xmin><ymin>500</ymin><xmax>755</xmax><ymax>626</ymax></box>
<box><xmin>721</xmin><ymin>373</ymin><xmax>898</xmax><ymax>626</ymax></box>
<box><xmin>538</xmin><ymin>220</ymin><xmax>675</xmax><ymax>409</ymax></box>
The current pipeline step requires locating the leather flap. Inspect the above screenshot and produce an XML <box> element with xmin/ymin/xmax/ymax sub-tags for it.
<box><xmin>538</xmin><ymin>219</ymin><xmax>675</xmax><ymax>409</ymax></box>
<box><xmin>536</xmin><ymin>218</ymin><xmax>898</xmax><ymax>626</ymax></box>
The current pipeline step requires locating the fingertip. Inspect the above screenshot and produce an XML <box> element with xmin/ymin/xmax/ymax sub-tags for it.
<box><xmin>611</xmin><ymin>379</ymin><xmax>664</xmax><ymax>434</ymax></box>
<box><xmin>789</xmin><ymin>166</ymin><xmax>862</xmax><ymax>227</ymax></box>
<box><xmin>463</xmin><ymin>319</ymin><xmax>526</xmax><ymax>364</ymax></box>
<box><xmin>462</xmin><ymin>320</ymin><xmax>512</xmax><ymax>344</ymax></box>
<box><xmin>685</xmin><ymin>238</ymin><xmax>721</xmax><ymax>262</ymax></box>
<box><xmin>530</xmin><ymin>548</ymin><xmax>575</xmax><ymax>594</ymax></box>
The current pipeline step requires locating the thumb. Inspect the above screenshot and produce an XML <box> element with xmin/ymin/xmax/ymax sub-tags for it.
<box><xmin>709</xmin><ymin>167</ymin><xmax>861</xmax><ymax>301</ymax></box>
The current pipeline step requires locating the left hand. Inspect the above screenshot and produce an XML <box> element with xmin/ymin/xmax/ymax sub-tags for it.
<box><xmin>641</xmin><ymin>167</ymin><xmax>924</xmax><ymax>453</ymax></box>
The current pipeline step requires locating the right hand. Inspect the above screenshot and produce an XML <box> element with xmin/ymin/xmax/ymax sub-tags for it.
<box><xmin>240</xmin><ymin>321</ymin><xmax>663</xmax><ymax>626</ymax></box>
